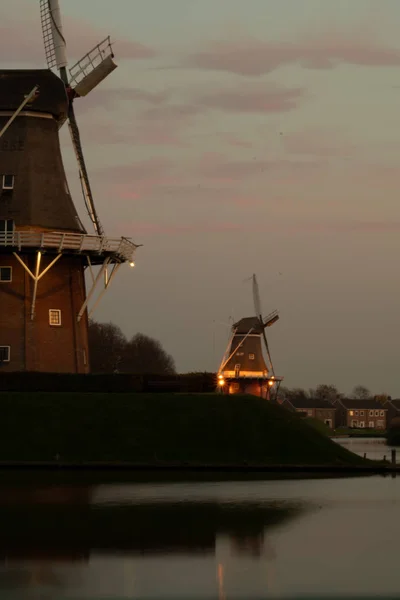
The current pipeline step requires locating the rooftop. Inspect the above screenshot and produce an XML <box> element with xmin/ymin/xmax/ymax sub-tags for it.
<box><xmin>285</xmin><ymin>397</ymin><xmax>335</xmax><ymax>410</ymax></box>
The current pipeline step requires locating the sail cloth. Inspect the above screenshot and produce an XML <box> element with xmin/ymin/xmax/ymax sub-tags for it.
<box><xmin>73</xmin><ymin>56</ymin><xmax>117</xmax><ymax>97</ymax></box>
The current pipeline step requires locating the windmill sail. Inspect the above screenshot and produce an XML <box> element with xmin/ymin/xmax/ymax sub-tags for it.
<box><xmin>40</xmin><ymin>0</ymin><xmax>116</xmax><ymax>237</ymax></box>
<box><xmin>69</xmin><ymin>38</ymin><xmax>117</xmax><ymax>97</ymax></box>
<box><xmin>40</xmin><ymin>0</ymin><xmax>67</xmax><ymax>70</ymax></box>
<box><xmin>68</xmin><ymin>108</ymin><xmax>104</xmax><ymax>236</ymax></box>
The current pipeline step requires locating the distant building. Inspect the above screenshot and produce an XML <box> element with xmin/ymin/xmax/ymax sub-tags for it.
<box><xmin>281</xmin><ymin>397</ymin><xmax>336</xmax><ymax>429</ymax></box>
<box><xmin>382</xmin><ymin>398</ymin><xmax>400</xmax><ymax>427</ymax></box>
<box><xmin>333</xmin><ymin>398</ymin><xmax>387</xmax><ymax>429</ymax></box>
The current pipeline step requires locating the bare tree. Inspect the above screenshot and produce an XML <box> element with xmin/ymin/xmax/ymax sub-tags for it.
<box><xmin>350</xmin><ymin>385</ymin><xmax>371</xmax><ymax>400</ymax></box>
<box><xmin>312</xmin><ymin>384</ymin><xmax>341</xmax><ymax>403</ymax></box>
<box><xmin>88</xmin><ymin>320</ymin><xmax>127</xmax><ymax>373</ymax></box>
<box><xmin>88</xmin><ymin>321</ymin><xmax>175</xmax><ymax>375</ymax></box>
<box><xmin>121</xmin><ymin>333</ymin><xmax>176</xmax><ymax>375</ymax></box>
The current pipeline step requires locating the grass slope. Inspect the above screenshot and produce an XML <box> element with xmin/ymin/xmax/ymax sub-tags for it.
<box><xmin>0</xmin><ymin>392</ymin><xmax>365</xmax><ymax>466</ymax></box>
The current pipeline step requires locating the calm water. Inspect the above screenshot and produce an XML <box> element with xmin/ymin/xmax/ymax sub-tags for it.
<box><xmin>335</xmin><ymin>436</ymin><xmax>399</xmax><ymax>461</ymax></box>
<box><xmin>1</xmin><ymin>474</ymin><xmax>400</xmax><ymax>599</ymax></box>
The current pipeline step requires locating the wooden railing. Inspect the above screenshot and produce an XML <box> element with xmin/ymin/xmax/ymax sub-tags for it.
<box><xmin>0</xmin><ymin>231</ymin><xmax>138</xmax><ymax>262</ymax></box>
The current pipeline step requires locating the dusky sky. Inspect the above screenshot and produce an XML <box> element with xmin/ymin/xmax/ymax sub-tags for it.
<box><xmin>3</xmin><ymin>0</ymin><xmax>400</xmax><ymax>395</ymax></box>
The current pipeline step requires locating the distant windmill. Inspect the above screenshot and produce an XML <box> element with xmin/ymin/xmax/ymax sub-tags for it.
<box><xmin>217</xmin><ymin>275</ymin><xmax>283</xmax><ymax>399</ymax></box>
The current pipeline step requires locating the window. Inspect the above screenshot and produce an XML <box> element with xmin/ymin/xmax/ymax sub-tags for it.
<box><xmin>0</xmin><ymin>267</ymin><xmax>11</xmax><ymax>282</ymax></box>
<box><xmin>377</xmin><ymin>420</ymin><xmax>384</xmax><ymax>428</ymax></box>
<box><xmin>355</xmin><ymin>411</ymin><xmax>359</xmax><ymax>416</ymax></box>
<box><xmin>349</xmin><ymin>410</ymin><xmax>354</xmax><ymax>416</ymax></box>
<box><xmin>249</xmin><ymin>353</ymin><xmax>255</xmax><ymax>360</ymax></box>
<box><xmin>375</xmin><ymin>410</ymin><xmax>379</xmax><ymax>417</ymax></box>
<box><xmin>2</xmin><ymin>175</ymin><xmax>14</xmax><ymax>190</ymax></box>
<box><xmin>360</xmin><ymin>411</ymin><xmax>364</xmax><ymax>416</ymax></box>
<box><xmin>308</xmin><ymin>410</ymin><xmax>313</xmax><ymax>416</ymax></box>
<box><xmin>359</xmin><ymin>421</ymin><xmax>365</xmax><ymax>428</ymax></box>
<box><xmin>0</xmin><ymin>219</ymin><xmax>14</xmax><ymax>234</ymax></box>
<box><xmin>0</xmin><ymin>346</ymin><xmax>10</xmax><ymax>362</ymax></box>
<box><xmin>380</xmin><ymin>410</ymin><xmax>384</xmax><ymax>417</ymax></box>
<box><xmin>351</xmin><ymin>420</ymin><xmax>358</xmax><ymax>427</ymax></box>
<box><xmin>49</xmin><ymin>309</ymin><xmax>61</xmax><ymax>326</ymax></box>
<box><xmin>369</xmin><ymin>410</ymin><xmax>373</xmax><ymax>416</ymax></box>
<box><xmin>369</xmin><ymin>421</ymin><xmax>374</xmax><ymax>428</ymax></box>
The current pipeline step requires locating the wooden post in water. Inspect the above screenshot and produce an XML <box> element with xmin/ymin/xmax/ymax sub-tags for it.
<box><xmin>391</xmin><ymin>449</ymin><xmax>396</xmax><ymax>465</ymax></box>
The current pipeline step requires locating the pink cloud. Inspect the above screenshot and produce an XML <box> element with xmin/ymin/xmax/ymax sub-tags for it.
<box><xmin>282</xmin><ymin>131</ymin><xmax>357</xmax><ymax>158</ymax></box>
<box><xmin>221</xmin><ymin>135</ymin><xmax>253</xmax><ymax>149</ymax></box>
<box><xmin>197</xmin><ymin>155</ymin><xmax>323</xmax><ymax>182</ymax></box>
<box><xmin>115</xmin><ymin>221</ymin><xmax>243</xmax><ymax>236</ymax></box>
<box><xmin>1</xmin><ymin>7</ymin><xmax>156</xmax><ymax>66</ymax></box>
<box><xmin>197</xmin><ymin>84</ymin><xmax>304</xmax><ymax>113</ymax></box>
<box><xmin>97</xmin><ymin>158</ymin><xmax>173</xmax><ymax>183</ymax></box>
<box><xmin>184</xmin><ymin>31</ymin><xmax>400</xmax><ymax>76</ymax></box>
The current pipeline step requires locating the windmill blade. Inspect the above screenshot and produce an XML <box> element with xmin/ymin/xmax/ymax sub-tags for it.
<box><xmin>69</xmin><ymin>37</ymin><xmax>117</xmax><ymax>97</ymax></box>
<box><xmin>252</xmin><ymin>273</ymin><xmax>262</xmax><ymax>320</ymax></box>
<box><xmin>40</xmin><ymin>0</ymin><xmax>68</xmax><ymax>71</ymax></box>
<box><xmin>262</xmin><ymin>328</ymin><xmax>275</xmax><ymax>377</ymax></box>
<box><xmin>264</xmin><ymin>310</ymin><xmax>279</xmax><ymax>328</ymax></box>
<box><xmin>68</xmin><ymin>105</ymin><xmax>104</xmax><ymax>237</ymax></box>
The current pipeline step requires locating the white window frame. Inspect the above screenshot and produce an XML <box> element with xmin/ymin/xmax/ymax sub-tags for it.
<box><xmin>351</xmin><ymin>420</ymin><xmax>358</xmax><ymax>427</ymax></box>
<box><xmin>380</xmin><ymin>410</ymin><xmax>384</xmax><ymax>417</ymax></box>
<box><xmin>0</xmin><ymin>346</ymin><xmax>10</xmax><ymax>362</ymax></box>
<box><xmin>375</xmin><ymin>410</ymin><xmax>379</xmax><ymax>417</ymax></box>
<box><xmin>377</xmin><ymin>420</ymin><xmax>384</xmax><ymax>428</ymax></box>
<box><xmin>355</xmin><ymin>411</ymin><xmax>359</xmax><ymax>416</ymax></box>
<box><xmin>2</xmin><ymin>175</ymin><xmax>14</xmax><ymax>190</ymax></box>
<box><xmin>249</xmin><ymin>353</ymin><xmax>255</xmax><ymax>360</ymax></box>
<box><xmin>369</xmin><ymin>421</ymin><xmax>374</xmax><ymax>428</ymax></box>
<box><xmin>0</xmin><ymin>219</ymin><xmax>14</xmax><ymax>234</ymax></box>
<box><xmin>0</xmin><ymin>266</ymin><xmax>12</xmax><ymax>282</ymax></box>
<box><xmin>359</xmin><ymin>421</ymin><xmax>365</xmax><ymax>428</ymax></box>
<box><xmin>360</xmin><ymin>410</ymin><xmax>364</xmax><ymax>416</ymax></box>
<box><xmin>49</xmin><ymin>309</ymin><xmax>62</xmax><ymax>327</ymax></box>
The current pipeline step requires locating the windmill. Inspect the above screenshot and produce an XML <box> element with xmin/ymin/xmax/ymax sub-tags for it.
<box><xmin>217</xmin><ymin>275</ymin><xmax>283</xmax><ymax>399</ymax></box>
<box><xmin>0</xmin><ymin>0</ymin><xmax>139</xmax><ymax>373</ymax></box>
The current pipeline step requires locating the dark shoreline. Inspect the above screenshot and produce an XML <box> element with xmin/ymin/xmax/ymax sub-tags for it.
<box><xmin>0</xmin><ymin>461</ymin><xmax>395</xmax><ymax>474</ymax></box>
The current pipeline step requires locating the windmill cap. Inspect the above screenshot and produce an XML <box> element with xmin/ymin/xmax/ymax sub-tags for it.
<box><xmin>0</xmin><ymin>70</ymin><xmax>68</xmax><ymax>122</ymax></box>
<box><xmin>233</xmin><ymin>316</ymin><xmax>265</xmax><ymax>334</ymax></box>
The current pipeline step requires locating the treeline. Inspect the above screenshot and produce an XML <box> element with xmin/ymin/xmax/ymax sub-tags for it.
<box><xmin>88</xmin><ymin>320</ymin><xmax>176</xmax><ymax>375</ymax></box>
<box><xmin>278</xmin><ymin>384</ymin><xmax>391</xmax><ymax>403</ymax></box>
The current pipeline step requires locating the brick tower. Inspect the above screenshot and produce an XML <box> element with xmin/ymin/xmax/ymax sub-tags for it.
<box><xmin>0</xmin><ymin>1</ymin><xmax>138</xmax><ymax>372</ymax></box>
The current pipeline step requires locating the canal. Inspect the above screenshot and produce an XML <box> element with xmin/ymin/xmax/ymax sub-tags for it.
<box><xmin>0</xmin><ymin>473</ymin><xmax>399</xmax><ymax>598</ymax></box>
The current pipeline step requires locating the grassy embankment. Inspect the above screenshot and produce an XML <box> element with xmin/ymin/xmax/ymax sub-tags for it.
<box><xmin>0</xmin><ymin>392</ymin><xmax>366</xmax><ymax>466</ymax></box>
<box><xmin>305</xmin><ymin>418</ymin><xmax>386</xmax><ymax>439</ymax></box>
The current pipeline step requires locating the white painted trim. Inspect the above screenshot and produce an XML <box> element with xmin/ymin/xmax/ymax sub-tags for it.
<box><xmin>0</xmin><ymin>111</ymin><xmax>54</xmax><ymax>120</ymax></box>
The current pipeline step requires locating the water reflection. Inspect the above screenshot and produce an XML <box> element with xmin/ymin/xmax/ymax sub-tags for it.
<box><xmin>2</xmin><ymin>477</ymin><xmax>400</xmax><ymax>598</ymax></box>
<box><xmin>0</xmin><ymin>483</ymin><xmax>303</xmax><ymax>598</ymax></box>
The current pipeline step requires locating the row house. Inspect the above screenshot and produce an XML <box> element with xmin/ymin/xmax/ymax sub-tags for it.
<box><xmin>382</xmin><ymin>398</ymin><xmax>400</xmax><ymax>426</ymax></box>
<box><xmin>332</xmin><ymin>398</ymin><xmax>387</xmax><ymax>430</ymax></box>
<box><xmin>280</xmin><ymin>397</ymin><xmax>337</xmax><ymax>429</ymax></box>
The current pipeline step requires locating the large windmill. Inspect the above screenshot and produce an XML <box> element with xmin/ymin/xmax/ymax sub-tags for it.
<box><xmin>217</xmin><ymin>275</ymin><xmax>283</xmax><ymax>399</ymax></box>
<box><xmin>0</xmin><ymin>0</ymin><xmax>139</xmax><ymax>372</ymax></box>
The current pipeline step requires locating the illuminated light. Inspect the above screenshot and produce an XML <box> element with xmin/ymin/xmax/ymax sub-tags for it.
<box><xmin>218</xmin><ymin>378</ymin><xmax>225</xmax><ymax>386</ymax></box>
<box><xmin>268</xmin><ymin>380</ymin><xmax>274</xmax><ymax>387</ymax></box>
<box><xmin>129</xmin><ymin>261</ymin><xmax>135</xmax><ymax>268</ymax></box>
<box><xmin>218</xmin><ymin>374</ymin><xmax>224</xmax><ymax>380</ymax></box>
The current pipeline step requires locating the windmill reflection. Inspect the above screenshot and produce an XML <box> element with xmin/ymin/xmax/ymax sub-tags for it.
<box><xmin>0</xmin><ymin>484</ymin><xmax>303</xmax><ymax>594</ymax></box>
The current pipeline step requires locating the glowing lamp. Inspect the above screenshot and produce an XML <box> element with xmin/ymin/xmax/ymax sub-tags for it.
<box><xmin>268</xmin><ymin>380</ymin><xmax>274</xmax><ymax>387</ymax></box>
<box><xmin>129</xmin><ymin>261</ymin><xmax>135</xmax><ymax>268</ymax></box>
<box><xmin>218</xmin><ymin>378</ymin><xmax>225</xmax><ymax>386</ymax></box>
